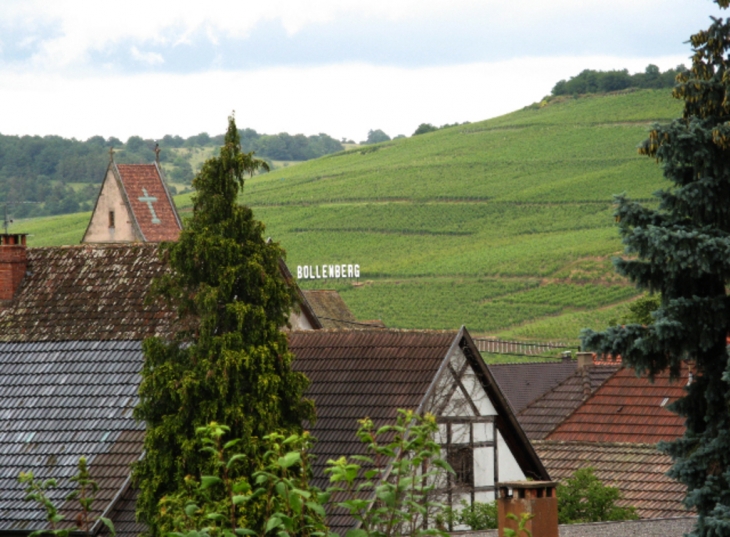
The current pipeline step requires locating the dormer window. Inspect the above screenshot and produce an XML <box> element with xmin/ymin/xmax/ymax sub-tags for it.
<box><xmin>109</xmin><ymin>211</ymin><xmax>115</xmax><ymax>228</ymax></box>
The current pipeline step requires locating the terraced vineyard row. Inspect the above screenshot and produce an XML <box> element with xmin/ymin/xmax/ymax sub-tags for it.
<box><xmin>20</xmin><ymin>89</ymin><xmax>681</xmax><ymax>343</ymax></box>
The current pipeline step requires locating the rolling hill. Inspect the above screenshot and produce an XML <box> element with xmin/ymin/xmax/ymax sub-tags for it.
<box><xmin>17</xmin><ymin>89</ymin><xmax>682</xmax><ymax>343</ymax></box>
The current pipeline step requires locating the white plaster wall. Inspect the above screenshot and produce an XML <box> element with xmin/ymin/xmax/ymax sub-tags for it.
<box><xmin>474</xmin><ymin>446</ymin><xmax>494</xmax><ymax>487</ymax></box>
<box><xmin>472</xmin><ymin>421</ymin><xmax>493</xmax><ymax>442</ymax></box>
<box><xmin>461</xmin><ymin>369</ymin><xmax>497</xmax><ymax>416</ymax></box>
<box><xmin>288</xmin><ymin>311</ymin><xmax>314</xmax><ymax>331</ymax></box>
<box><xmin>474</xmin><ymin>490</ymin><xmax>496</xmax><ymax>502</ymax></box>
<box><xmin>497</xmin><ymin>430</ymin><xmax>526</xmax><ymax>482</ymax></box>
<box><xmin>83</xmin><ymin>169</ymin><xmax>138</xmax><ymax>243</ymax></box>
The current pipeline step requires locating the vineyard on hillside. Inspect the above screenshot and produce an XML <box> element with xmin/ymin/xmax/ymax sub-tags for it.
<box><xmin>18</xmin><ymin>89</ymin><xmax>681</xmax><ymax>343</ymax></box>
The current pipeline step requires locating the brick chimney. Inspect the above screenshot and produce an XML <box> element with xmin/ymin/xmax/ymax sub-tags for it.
<box><xmin>497</xmin><ymin>481</ymin><xmax>558</xmax><ymax>537</ymax></box>
<box><xmin>0</xmin><ymin>234</ymin><xmax>28</xmax><ymax>301</ymax></box>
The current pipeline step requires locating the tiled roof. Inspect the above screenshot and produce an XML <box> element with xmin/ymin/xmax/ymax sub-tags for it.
<box><xmin>546</xmin><ymin>367</ymin><xmax>688</xmax><ymax>443</ymax></box>
<box><xmin>0</xmin><ymin>340</ymin><xmax>144</xmax><ymax>531</ymax></box>
<box><xmin>489</xmin><ymin>360</ymin><xmax>577</xmax><ymax>414</ymax></box>
<box><xmin>517</xmin><ymin>365</ymin><xmax>620</xmax><ymax>440</ymax></box>
<box><xmin>115</xmin><ymin>164</ymin><xmax>182</xmax><ymax>242</ymax></box>
<box><xmin>0</xmin><ymin>245</ymin><xmax>175</xmax><ymax>342</ymax></box>
<box><xmin>534</xmin><ymin>440</ymin><xmax>688</xmax><ymax>519</ymax></box>
<box><xmin>98</xmin><ymin>486</ymin><xmax>144</xmax><ymax>537</ymax></box>
<box><xmin>460</xmin><ymin>516</ymin><xmax>697</xmax><ymax>537</ymax></box>
<box><xmin>290</xmin><ymin>330</ymin><xmax>457</xmax><ymax>492</ymax></box>
<box><xmin>300</xmin><ymin>290</ymin><xmax>360</xmax><ymax>329</ymax></box>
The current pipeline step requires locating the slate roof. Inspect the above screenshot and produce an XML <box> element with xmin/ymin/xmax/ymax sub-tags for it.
<box><xmin>114</xmin><ymin>164</ymin><xmax>182</xmax><ymax>243</ymax></box>
<box><xmin>0</xmin><ymin>340</ymin><xmax>144</xmax><ymax>531</ymax></box>
<box><xmin>0</xmin><ymin>245</ymin><xmax>175</xmax><ymax>342</ymax></box>
<box><xmin>517</xmin><ymin>364</ymin><xmax>620</xmax><ymax>440</ymax></box>
<box><xmin>489</xmin><ymin>360</ymin><xmax>577</xmax><ymax>414</ymax></box>
<box><xmin>534</xmin><ymin>440</ymin><xmax>688</xmax><ymax>519</ymax></box>
<box><xmin>546</xmin><ymin>366</ymin><xmax>688</xmax><ymax>443</ymax></box>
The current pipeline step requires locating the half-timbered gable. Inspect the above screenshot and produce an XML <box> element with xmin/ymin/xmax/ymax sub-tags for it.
<box><xmin>289</xmin><ymin>328</ymin><xmax>548</xmax><ymax>533</ymax></box>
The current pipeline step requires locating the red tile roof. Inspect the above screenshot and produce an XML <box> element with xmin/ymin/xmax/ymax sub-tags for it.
<box><xmin>535</xmin><ymin>440</ymin><xmax>689</xmax><ymax>519</ymax></box>
<box><xmin>546</xmin><ymin>367</ymin><xmax>688</xmax><ymax>443</ymax></box>
<box><xmin>518</xmin><ymin>364</ymin><xmax>620</xmax><ymax>440</ymax></box>
<box><xmin>115</xmin><ymin>164</ymin><xmax>182</xmax><ymax>242</ymax></box>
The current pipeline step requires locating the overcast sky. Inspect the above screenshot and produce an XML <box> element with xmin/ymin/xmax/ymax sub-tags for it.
<box><xmin>0</xmin><ymin>0</ymin><xmax>722</xmax><ymax>142</ymax></box>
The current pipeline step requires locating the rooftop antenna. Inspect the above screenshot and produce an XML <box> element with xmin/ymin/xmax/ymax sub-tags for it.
<box><xmin>2</xmin><ymin>202</ymin><xmax>41</xmax><ymax>234</ymax></box>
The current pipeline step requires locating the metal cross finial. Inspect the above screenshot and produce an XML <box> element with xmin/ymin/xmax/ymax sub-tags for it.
<box><xmin>109</xmin><ymin>147</ymin><xmax>115</xmax><ymax>163</ymax></box>
<box><xmin>154</xmin><ymin>143</ymin><xmax>161</xmax><ymax>164</ymax></box>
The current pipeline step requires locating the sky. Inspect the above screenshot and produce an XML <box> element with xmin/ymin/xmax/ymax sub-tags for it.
<box><xmin>0</xmin><ymin>0</ymin><xmax>723</xmax><ymax>142</ymax></box>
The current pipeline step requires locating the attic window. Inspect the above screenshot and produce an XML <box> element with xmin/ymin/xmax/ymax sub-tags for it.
<box><xmin>109</xmin><ymin>210</ymin><xmax>115</xmax><ymax>228</ymax></box>
<box><xmin>448</xmin><ymin>447</ymin><xmax>474</xmax><ymax>487</ymax></box>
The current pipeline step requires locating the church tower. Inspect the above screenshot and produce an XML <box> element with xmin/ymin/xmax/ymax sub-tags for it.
<box><xmin>82</xmin><ymin>151</ymin><xmax>182</xmax><ymax>243</ymax></box>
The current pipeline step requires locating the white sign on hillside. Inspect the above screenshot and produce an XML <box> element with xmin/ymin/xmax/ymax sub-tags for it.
<box><xmin>297</xmin><ymin>263</ymin><xmax>360</xmax><ymax>280</ymax></box>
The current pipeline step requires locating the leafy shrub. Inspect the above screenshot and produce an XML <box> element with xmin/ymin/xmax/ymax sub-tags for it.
<box><xmin>557</xmin><ymin>467</ymin><xmax>638</xmax><ymax>524</ymax></box>
<box><xmin>438</xmin><ymin>500</ymin><xmax>497</xmax><ymax>530</ymax></box>
<box><xmin>326</xmin><ymin>410</ymin><xmax>452</xmax><ymax>537</ymax></box>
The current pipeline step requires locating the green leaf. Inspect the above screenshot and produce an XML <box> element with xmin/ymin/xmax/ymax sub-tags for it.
<box><xmin>99</xmin><ymin>517</ymin><xmax>117</xmax><ymax>537</ymax></box>
<box><xmin>227</xmin><ymin>454</ymin><xmax>248</xmax><ymax>468</ymax></box>
<box><xmin>305</xmin><ymin>501</ymin><xmax>326</xmax><ymax>517</ymax></box>
<box><xmin>201</xmin><ymin>475</ymin><xmax>223</xmax><ymax>489</ymax></box>
<box><xmin>277</xmin><ymin>451</ymin><xmax>301</xmax><ymax>468</ymax></box>
<box><xmin>234</xmin><ymin>530</ymin><xmax>258</xmax><ymax>536</ymax></box>
<box><xmin>232</xmin><ymin>494</ymin><xmax>250</xmax><ymax>505</ymax></box>
<box><xmin>184</xmin><ymin>504</ymin><xmax>200</xmax><ymax>517</ymax></box>
<box><xmin>223</xmin><ymin>438</ymin><xmax>241</xmax><ymax>450</ymax></box>
<box><xmin>206</xmin><ymin>513</ymin><xmax>227</xmax><ymax>522</ymax></box>
<box><xmin>265</xmin><ymin>517</ymin><xmax>282</xmax><ymax>533</ymax></box>
<box><xmin>344</xmin><ymin>530</ymin><xmax>368</xmax><ymax>537</ymax></box>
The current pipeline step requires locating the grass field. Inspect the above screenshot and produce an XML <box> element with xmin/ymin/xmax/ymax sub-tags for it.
<box><xmin>17</xmin><ymin>89</ymin><xmax>681</xmax><ymax>343</ymax></box>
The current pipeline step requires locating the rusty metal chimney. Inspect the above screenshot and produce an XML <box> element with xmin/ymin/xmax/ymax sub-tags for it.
<box><xmin>0</xmin><ymin>233</ymin><xmax>28</xmax><ymax>301</ymax></box>
<box><xmin>497</xmin><ymin>481</ymin><xmax>558</xmax><ymax>537</ymax></box>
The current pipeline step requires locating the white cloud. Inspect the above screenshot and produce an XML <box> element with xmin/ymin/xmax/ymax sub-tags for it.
<box><xmin>0</xmin><ymin>55</ymin><xmax>687</xmax><ymax>142</ymax></box>
<box><xmin>130</xmin><ymin>46</ymin><xmax>164</xmax><ymax>66</ymax></box>
<box><xmin>0</xmin><ymin>0</ymin><xmax>718</xmax><ymax>69</ymax></box>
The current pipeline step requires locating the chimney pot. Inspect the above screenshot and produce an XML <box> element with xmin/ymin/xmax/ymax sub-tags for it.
<box><xmin>577</xmin><ymin>351</ymin><xmax>594</xmax><ymax>369</ymax></box>
<box><xmin>0</xmin><ymin>234</ymin><xmax>28</xmax><ymax>301</ymax></box>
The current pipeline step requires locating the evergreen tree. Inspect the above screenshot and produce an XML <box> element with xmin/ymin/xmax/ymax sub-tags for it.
<box><xmin>581</xmin><ymin>3</ymin><xmax>730</xmax><ymax>535</ymax></box>
<box><xmin>133</xmin><ymin>115</ymin><xmax>314</xmax><ymax>536</ymax></box>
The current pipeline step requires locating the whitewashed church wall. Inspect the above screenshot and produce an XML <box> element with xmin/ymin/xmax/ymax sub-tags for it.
<box><xmin>83</xmin><ymin>169</ymin><xmax>137</xmax><ymax>243</ymax></box>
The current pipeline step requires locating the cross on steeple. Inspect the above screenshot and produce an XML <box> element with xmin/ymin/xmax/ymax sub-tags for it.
<box><xmin>138</xmin><ymin>188</ymin><xmax>161</xmax><ymax>224</ymax></box>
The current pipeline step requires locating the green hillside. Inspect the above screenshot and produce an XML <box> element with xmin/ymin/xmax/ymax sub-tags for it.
<box><xmin>17</xmin><ymin>89</ymin><xmax>682</xmax><ymax>342</ymax></box>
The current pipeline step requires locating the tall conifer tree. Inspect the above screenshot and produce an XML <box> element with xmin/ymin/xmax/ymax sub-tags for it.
<box><xmin>582</xmin><ymin>3</ymin><xmax>730</xmax><ymax>535</ymax></box>
<box><xmin>133</xmin><ymin>116</ymin><xmax>314</xmax><ymax>535</ymax></box>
